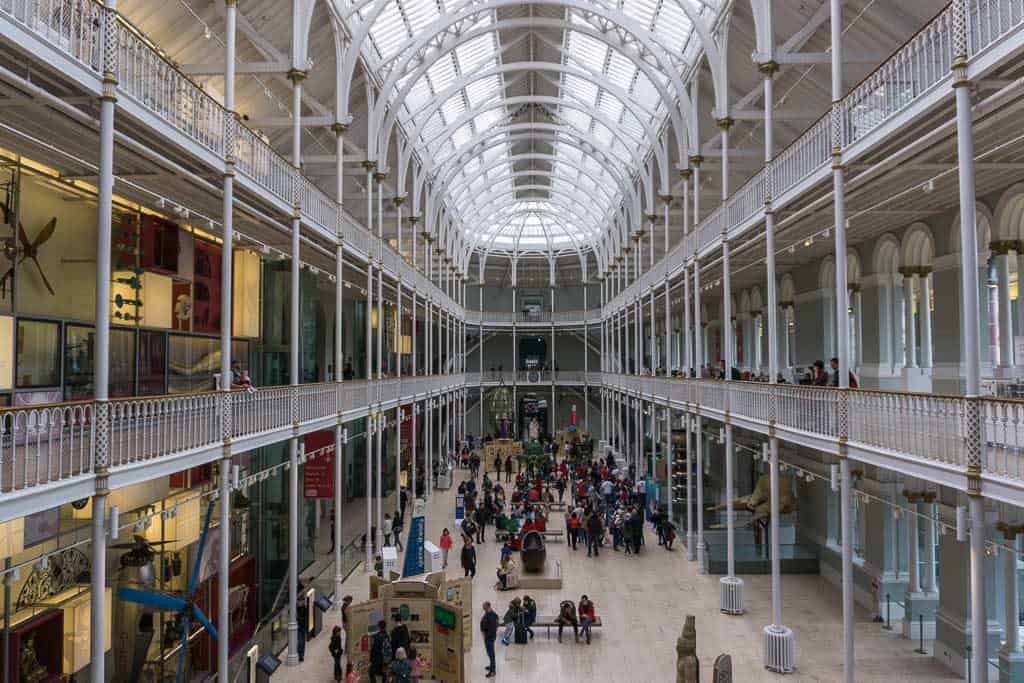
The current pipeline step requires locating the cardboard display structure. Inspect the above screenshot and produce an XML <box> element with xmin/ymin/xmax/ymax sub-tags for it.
<box><xmin>348</xmin><ymin>576</ymin><xmax>470</xmax><ymax>682</ymax></box>
<box><xmin>483</xmin><ymin>440</ymin><xmax>522</xmax><ymax>472</ymax></box>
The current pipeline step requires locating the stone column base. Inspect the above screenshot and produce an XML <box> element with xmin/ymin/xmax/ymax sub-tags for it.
<box><xmin>902</xmin><ymin>367</ymin><xmax>933</xmax><ymax>393</ymax></box>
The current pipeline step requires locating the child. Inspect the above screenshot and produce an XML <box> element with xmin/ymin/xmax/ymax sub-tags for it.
<box><xmin>410</xmin><ymin>646</ymin><xmax>426</xmax><ymax>680</ymax></box>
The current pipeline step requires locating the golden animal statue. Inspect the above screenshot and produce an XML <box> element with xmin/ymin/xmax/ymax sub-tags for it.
<box><xmin>707</xmin><ymin>472</ymin><xmax>797</xmax><ymax>525</ymax></box>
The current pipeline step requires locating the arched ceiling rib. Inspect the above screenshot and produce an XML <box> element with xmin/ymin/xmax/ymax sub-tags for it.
<box><xmin>339</xmin><ymin>0</ymin><xmax>726</xmax><ymax>262</ymax></box>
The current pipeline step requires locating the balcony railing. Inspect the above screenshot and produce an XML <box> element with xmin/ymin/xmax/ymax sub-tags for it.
<box><xmin>465</xmin><ymin>309</ymin><xmax>604</xmax><ymax>325</ymax></box>
<box><xmin>601</xmin><ymin>373</ymin><xmax>1024</xmax><ymax>486</ymax></box>
<box><xmin>606</xmin><ymin>0</ymin><xmax>1024</xmax><ymax>312</ymax></box>
<box><xmin>0</xmin><ymin>0</ymin><xmax>459</xmax><ymax>316</ymax></box>
<box><xmin>0</xmin><ymin>374</ymin><xmax>463</xmax><ymax>501</ymax></box>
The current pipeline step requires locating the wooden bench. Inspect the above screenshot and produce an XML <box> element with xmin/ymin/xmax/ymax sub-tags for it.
<box><xmin>533</xmin><ymin>615</ymin><xmax>603</xmax><ymax>640</ymax></box>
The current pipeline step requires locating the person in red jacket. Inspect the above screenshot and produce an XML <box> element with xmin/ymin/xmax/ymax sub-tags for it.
<box><xmin>578</xmin><ymin>595</ymin><xmax>596</xmax><ymax>644</ymax></box>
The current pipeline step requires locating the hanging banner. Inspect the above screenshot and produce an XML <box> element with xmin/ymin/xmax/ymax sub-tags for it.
<box><xmin>402</xmin><ymin>515</ymin><xmax>426</xmax><ymax>577</ymax></box>
<box><xmin>303</xmin><ymin>430</ymin><xmax>335</xmax><ymax>498</ymax></box>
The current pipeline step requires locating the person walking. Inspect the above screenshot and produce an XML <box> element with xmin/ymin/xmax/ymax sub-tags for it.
<box><xmin>383</xmin><ymin>513</ymin><xmax>393</xmax><ymax>547</ymax></box>
<box><xmin>480</xmin><ymin>601</ymin><xmax>499</xmax><ymax>678</ymax></box>
<box><xmin>505</xmin><ymin>455</ymin><xmax>513</xmax><ymax>483</ymax></box>
<box><xmin>567</xmin><ymin>513</ymin><xmax>580</xmax><ymax>551</ymax></box>
<box><xmin>461</xmin><ymin>538</ymin><xmax>477</xmax><ymax>577</ymax></box>
<box><xmin>329</xmin><ymin>626</ymin><xmax>344</xmax><ymax>681</ymax></box>
<box><xmin>475</xmin><ymin>505</ymin><xmax>487</xmax><ymax>544</ymax></box>
<box><xmin>586</xmin><ymin>509</ymin><xmax>603</xmax><ymax>557</ymax></box>
<box><xmin>440</xmin><ymin>528</ymin><xmax>453</xmax><ymax>568</ymax></box>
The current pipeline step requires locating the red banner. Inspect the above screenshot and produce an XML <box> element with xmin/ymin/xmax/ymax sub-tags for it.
<box><xmin>303</xmin><ymin>430</ymin><xmax>335</xmax><ymax>498</ymax></box>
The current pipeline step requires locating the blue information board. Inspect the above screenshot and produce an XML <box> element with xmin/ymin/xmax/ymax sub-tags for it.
<box><xmin>402</xmin><ymin>514</ymin><xmax>426</xmax><ymax>577</ymax></box>
<box><xmin>455</xmin><ymin>494</ymin><xmax>465</xmax><ymax>523</ymax></box>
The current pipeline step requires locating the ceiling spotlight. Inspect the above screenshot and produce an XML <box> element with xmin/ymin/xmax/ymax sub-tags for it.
<box><xmin>804</xmin><ymin>237</ymin><xmax>813</xmax><ymax>248</ymax></box>
<box><xmin>203</xmin><ymin>24</ymin><xmax>211</xmax><ymax>40</ymax></box>
<box><xmin>922</xmin><ymin>179</ymin><xmax>935</xmax><ymax>194</ymax></box>
<box><xmin>823</xmin><ymin>228</ymin><xmax>830</xmax><ymax>239</ymax></box>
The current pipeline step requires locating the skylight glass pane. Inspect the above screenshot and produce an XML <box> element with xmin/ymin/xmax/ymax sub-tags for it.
<box><xmin>368</xmin><ymin>2</ymin><xmax>407</xmax><ymax>60</ymax></box>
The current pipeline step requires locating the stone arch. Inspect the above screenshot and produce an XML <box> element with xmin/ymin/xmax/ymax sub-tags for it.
<box><xmin>900</xmin><ymin>222</ymin><xmax>936</xmax><ymax>268</ymax></box>
<box><xmin>949</xmin><ymin>202</ymin><xmax>994</xmax><ymax>255</ymax></box>
<box><xmin>872</xmin><ymin>233</ymin><xmax>902</xmax><ymax>275</ymax></box>
<box><xmin>993</xmin><ymin>183</ymin><xmax>1024</xmax><ymax>242</ymax></box>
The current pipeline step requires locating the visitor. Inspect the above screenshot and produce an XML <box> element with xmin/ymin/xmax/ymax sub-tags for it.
<box><xmin>329</xmin><ymin>625</ymin><xmax>344</xmax><ymax>681</ymax></box>
<box><xmin>342</xmin><ymin>358</ymin><xmax>354</xmax><ymax>380</ymax></box>
<box><xmin>344</xmin><ymin>662</ymin><xmax>356</xmax><ymax>683</ymax></box>
<box><xmin>555</xmin><ymin>475</ymin><xmax>566</xmax><ymax>502</ymax></box>
<box><xmin>501</xmin><ymin>597</ymin><xmax>523</xmax><ymax>645</ymax></box>
<box><xmin>409</xmin><ymin>646</ymin><xmax>426</xmax><ymax>680</ymax></box>
<box><xmin>497</xmin><ymin>557</ymin><xmax>510</xmax><ymax>590</ymax></box>
<box><xmin>392</xmin><ymin>515</ymin><xmax>404</xmax><ymax>551</ymax></box>
<box><xmin>475</xmin><ymin>504</ymin><xmax>488</xmax><ymax>544</ymax></box>
<box><xmin>391</xmin><ymin>614</ymin><xmax>411</xmax><ymax>655</ymax></box>
<box><xmin>480</xmin><ymin>601</ymin><xmax>499</xmax><ymax>678</ymax></box>
<box><xmin>578</xmin><ymin>595</ymin><xmax>596</xmax><ymax>644</ymax></box>
<box><xmin>812</xmin><ymin>359</ymin><xmax>829</xmax><ymax>386</ymax></box>
<box><xmin>663</xmin><ymin>519</ymin><xmax>677</xmax><ymax>551</ymax></box>
<box><xmin>341</xmin><ymin>595</ymin><xmax>353</xmax><ymax>632</ymax></box>
<box><xmin>368</xmin><ymin>619</ymin><xmax>391</xmax><ymax>683</ymax></box>
<box><xmin>390</xmin><ymin>647</ymin><xmax>412</xmax><ymax>683</ymax></box>
<box><xmin>461</xmin><ymin>538</ymin><xmax>477</xmax><ymax>577</ymax></box>
<box><xmin>296</xmin><ymin>581</ymin><xmax>308</xmax><ymax>661</ymax></box>
<box><xmin>522</xmin><ymin>594</ymin><xmax>537</xmax><ymax>640</ymax></box>
<box><xmin>374</xmin><ymin>553</ymin><xmax>383</xmax><ymax>578</ymax></box>
<box><xmin>383</xmin><ymin>513</ymin><xmax>393</xmax><ymax>547</ymax></box>
<box><xmin>586</xmin><ymin>507</ymin><xmax>603</xmax><ymax>557</ymax></box>
<box><xmin>460</xmin><ymin>514</ymin><xmax>477</xmax><ymax>544</ymax></box>
<box><xmin>440</xmin><ymin>528</ymin><xmax>453</xmax><ymax>568</ymax></box>
<box><xmin>829</xmin><ymin>356</ymin><xmax>859</xmax><ymax>388</ymax></box>
<box><xmin>495</xmin><ymin>454</ymin><xmax>504</xmax><ymax>478</ymax></box>
<box><xmin>567</xmin><ymin>512</ymin><xmax>580</xmax><ymax>550</ymax></box>
<box><xmin>556</xmin><ymin>599</ymin><xmax>579</xmax><ymax>643</ymax></box>
<box><xmin>505</xmin><ymin>455</ymin><xmax>514</xmax><ymax>482</ymax></box>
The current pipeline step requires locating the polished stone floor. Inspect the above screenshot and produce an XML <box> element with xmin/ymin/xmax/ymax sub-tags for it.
<box><xmin>277</xmin><ymin>468</ymin><xmax>958</xmax><ymax>682</ymax></box>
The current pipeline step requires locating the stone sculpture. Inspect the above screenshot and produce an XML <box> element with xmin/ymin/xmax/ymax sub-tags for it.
<box><xmin>676</xmin><ymin>615</ymin><xmax>699</xmax><ymax>683</ymax></box>
<box><xmin>713</xmin><ymin>653</ymin><xmax>733</xmax><ymax>683</ymax></box>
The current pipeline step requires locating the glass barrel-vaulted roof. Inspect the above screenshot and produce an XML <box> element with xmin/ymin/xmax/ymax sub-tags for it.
<box><xmin>342</xmin><ymin>0</ymin><xmax>723</xmax><ymax>260</ymax></box>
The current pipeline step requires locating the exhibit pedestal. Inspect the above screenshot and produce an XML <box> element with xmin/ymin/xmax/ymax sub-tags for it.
<box><xmin>517</xmin><ymin>560</ymin><xmax>563</xmax><ymax>590</ymax></box>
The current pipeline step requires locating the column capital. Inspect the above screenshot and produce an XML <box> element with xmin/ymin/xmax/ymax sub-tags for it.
<box><xmin>758</xmin><ymin>60</ymin><xmax>780</xmax><ymax>76</ymax></box>
<box><xmin>679</xmin><ymin>168</ymin><xmax>692</xmax><ymax>180</ymax></box>
<box><xmin>361</xmin><ymin>159</ymin><xmax>377</xmax><ymax>171</ymax></box>
<box><xmin>990</xmin><ymin>239</ymin><xmax>1018</xmax><ymax>255</ymax></box>
<box><xmin>689</xmin><ymin>155</ymin><xmax>704</xmax><ymax>167</ymax></box>
<box><xmin>373</xmin><ymin>171</ymin><xmax>387</xmax><ymax>183</ymax></box>
<box><xmin>996</xmin><ymin>521</ymin><xmax>1023</xmax><ymax>540</ymax></box>
<box><xmin>287</xmin><ymin>69</ymin><xmax>308</xmax><ymax>84</ymax></box>
<box><xmin>716</xmin><ymin>117</ymin><xmax>735</xmax><ymax>131</ymax></box>
<box><xmin>408</xmin><ymin>215</ymin><xmax>420</xmax><ymax>224</ymax></box>
<box><xmin>393</xmin><ymin>195</ymin><xmax>405</xmax><ymax>206</ymax></box>
<box><xmin>658</xmin><ymin>193</ymin><xmax>673</xmax><ymax>204</ymax></box>
<box><xmin>331</xmin><ymin>122</ymin><xmax>350</xmax><ymax>134</ymax></box>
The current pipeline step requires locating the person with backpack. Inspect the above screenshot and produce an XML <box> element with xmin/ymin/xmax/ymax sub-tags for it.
<box><xmin>368</xmin><ymin>619</ymin><xmax>391</xmax><ymax>683</ymax></box>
